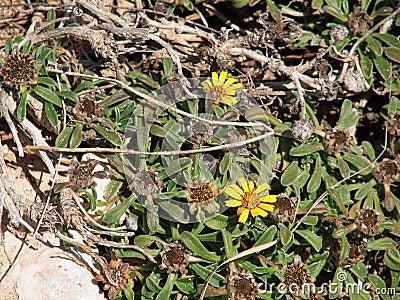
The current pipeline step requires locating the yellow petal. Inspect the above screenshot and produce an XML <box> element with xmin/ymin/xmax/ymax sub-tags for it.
<box><xmin>211</xmin><ymin>72</ymin><xmax>219</xmax><ymax>81</ymax></box>
<box><xmin>250</xmin><ymin>207</ymin><xmax>268</xmax><ymax>217</ymax></box>
<box><xmin>219</xmin><ymin>71</ymin><xmax>228</xmax><ymax>82</ymax></box>
<box><xmin>238</xmin><ymin>178</ymin><xmax>249</xmax><ymax>192</ymax></box>
<box><xmin>255</xmin><ymin>183</ymin><xmax>271</xmax><ymax>194</ymax></box>
<box><xmin>221</xmin><ymin>96</ymin><xmax>237</xmax><ymax>106</ymax></box>
<box><xmin>225</xmin><ymin>199</ymin><xmax>242</xmax><ymax>207</ymax></box>
<box><xmin>238</xmin><ymin>208</ymin><xmax>250</xmax><ymax>223</ymax></box>
<box><xmin>222</xmin><ymin>77</ymin><xmax>238</xmax><ymax>88</ymax></box>
<box><xmin>259</xmin><ymin>203</ymin><xmax>275</xmax><ymax>212</ymax></box>
<box><xmin>247</xmin><ymin>180</ymin><xmax>254</xmax><ymax>192</ymax></box>
<box><xmin>261</xmin><ymin>195</ymin><xmax>277</xmax><ymax>203</ymax></box>
<box><xmin>224</xmin><ymin>184</ymin><xmax>243</xmax><ymax>198</ymax></box>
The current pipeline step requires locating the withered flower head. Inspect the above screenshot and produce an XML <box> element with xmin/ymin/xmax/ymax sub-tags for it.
<box><xmin>281</xmin><ymin>255</ymin><xmax>314</xmax><ymax>298</ymax></box>
<box><xmin>130</xmin><ymin>167</ymin><xmax>164</xmax><ymax>195</ymax></box>
<box><xmin>372</xmin><ymin>158</ymin><xmax>399</xmax><ymax>185</ymax></box>
<box><xmin>187</xmin><ymin>120</ymin><xmax>213</xmax><ymax>145</ymax></box>
<box><xmin>227</xmin><ymin>269</ymin><xmax>259</xmax><ymax>300</ymax></box>
<box><xmin>95</xmin><ymin>259</ymin><xmax>132</xmax><ymax>299</ymax></box>
<box><xmin>269</xmin><ymin>194</ymin><xmax>296</xmax><ymax>223</ymax></box>
<box><xmin>160</xmin><ymin>241</ymin><xmax>192</xmax><ymax>275</ymax></box>
<box><xmin>355</xmin><ymin>207</ymin><xmax>380</xmax><ymax>235</ymax></box>
<box><xmin>348</xmin><ymin>7</ymin><xmax>373</xmax><ymax>36</ymax></box>
<box><xmin>330</xmin><ymin>25</ymin><xmax>349</xmax><ymax>41</ymax></box>
<box><xmin>68</xmin><ymin>159</ymin><xmax>107</xmax><ymax>190</ymax></box>
<box><xmin>323</xmin><ymin>127</ymin><xmax>353</xmax><ymax>154</ymax></box>
<box><xmin>72</xmin><ymin>93</ymin><xmax>104</xmax><ymax>125</ymax></box>
<box><xmin>291</xmin><ymin>119</ymin><xmax>314</xmax><ymax>141</ymax></box>
<box><xmin>343</xmin><ymin>68</ymin><xmax>364</xmax><ymax>93</ymax></box>
<box><xmin>339</xmin><ymin>234</ymin><xmax>367</xmax><ymax>267</ymax></box>
<box><xmin>30</xmin><ymin>202</ymin><xmax>60</xmax><ymax>232</ymax></box>
<box><xmin>1</xmin><ymin>52</ymin><xmax>36</xmax><ymax>86</ymax></box>
<box><xmin>187</xmin><ymin>180</ymin><xmax>221</xmax><ymax>222</ymax></box>
<box><xmin>387</xmin><ymin>111</ymin><xmax>400</xmax><ymax>136</ymax></box>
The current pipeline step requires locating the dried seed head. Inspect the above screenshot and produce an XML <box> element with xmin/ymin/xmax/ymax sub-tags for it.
<box><xmin>344</xmin><ymin>68</ymin><xmax>364</xmax><ymax>93</ymax></box>
<box><xmin>227</xmin><ymin>269</ymin><xmax>259</xmax><ymax>300</ymax></box>
<box><xmin>30</xmin><ymin>202</ymin><xmax>61</xmax><ymax>232</ymax></box>
<box><xmin>125</xmin><ymin>216</ymin><xmax>138</xmax><ymax>231</ymax></box>
<box><xmin>130</xmin><ymin>167</ymin><xmax>164</xmax><ymax>195</ymax></box>
<box><xmin>281</xmin><ymin>255</ymin><xmax>314</xmax><ymax>297</ymax></box>
<box><xmin>355</xmin><ymin>207</ymin><xmax>380</xmax><ymax>235</ymax></box>
<box><xmin>291</xmin><ymin>119</ymin><xmax>314</xmax><ymax>141</ymax></box>
<box><xmin>339</xmin><ymin>234</ymin><xmax>367</xmax><ymax>266</ymax></box>
<box><xmin>372</xmin><ymin>158</ymin><xmax>399</xmax><ymax>184</ymax></box>
<box><xmin>187</xmin><ymin>120</ymin><xmax>213</xmax><ymax>145</ymax></box>
<box><xmin>323</xmin><ymin>127</ymin><xmax>353</xmax><ymax>154</ymax></box>
<box><xmin>387</xmin><ymin>111</ymin><xmax>400</xmax><ymax>136</ymax></box>
<box><xmin>187</xmin><ymin>180</ymin><xmax>221</xmax><ymax>222</ymax></box>
<box><xmin>95</xmin><ymin>259</ymin><xmax>131</xmax><ymax>299</ymax></box>
<box><xmin>68</xmin><ymin>159</ymin><xmax>96</xmax><ymax>189</ymax></box>
<box><xmin>1</xmin><ymin>52</ymin><xmax>36</xmax><ymax>85</ymax></box>
<box><xmin>330</xmin><ymin>25</ymin><xmax>349</xmax><ymax>41</ymax></box>
<box><xmin>269</xmin><ymin>194</ymin><xmax>296</xmax><ymax>223</ymax></box>
<box><xmin>160</xmin><ymin>241</ymin><xmax>191</xmax><ymax>275</ymax></box>
<box><xmin>348</xmin><ymin>8</ymin><xmax>373</xmax><ymax>36</ymax></box>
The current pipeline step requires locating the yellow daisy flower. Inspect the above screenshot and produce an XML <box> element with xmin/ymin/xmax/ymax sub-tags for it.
<box><xmin>224</xmin><ymin>178</ymin><xmax>277</xmax><ymax>223</ymax></box>
<box><xmin>202</xmin><ymin>71</ymin><xmax>243</xmax><ymax>106</ymax></box>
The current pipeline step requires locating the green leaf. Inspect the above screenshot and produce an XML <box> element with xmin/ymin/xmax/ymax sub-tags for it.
<box><xmin>156</xmin><ymin>273</ymin><xmax>176</xmax><ymax>300</ymax></box>
<box><xmin>385</xmin><ymin>47</ymin><xmax>400</xmax><ymax>63</ymax></box>
<box><xmin>189</xmin><ymin>264</ymin><xmax>224</xmax><ymax>287</ymax></box>
<box><xmin>342</xmin><ymin>153</ymin><xmax>371</xmax><ymax>174</ymax></box>
<box><xmin>57</xmin><ymin>91</ymin><xmax>78</xmax><ymax>102</ymax></box>
<box><xmin>281</xmin><ymin>161</ymin><xmax>300</xmax><ymax>186</ymax></box>
<box><xmin>17</xmin><ymin>91</ymin><xmax>28</xmax><ymax>122</ymax></box>
<box><xmin>365</xmin><ymin>36</ymin><xmax>383</xmax><ymax>56</ymax></box>
<box><xmin>362</xmin><ymin>141</ymin><xmax>375</xmax><ymax>161</ymax></box>
<box><xmin>358</xmin><ymin>48</ymin><xmax>373</xmax><ymax>80</ymax></box>
<box><xmin>164</xmin><ymin>157</ymin><xmax>192</xmax><ymax>178</ymax></box>
<box><xmin>176</xmin><ymin>276</ymin><xmax>196</xmax><ymax>294</ymax></box>
<box><xmin>163</xmin><ymin>58</ymin><xmax>173</xmax><ymax>77</ymax></box>
<box><xmin>92</xmin><ymin>123</ymin><xmax>122</xmax><ymax>146</ymax></box>
<box><xmin>384</xmin><ymin>248</ymin><xmax>400</xmax><ymax>271</ymax></box>
<box><xmin>279</xmin><ymin>224</ymin><xmax>292</xmax><ymax>246</ymax></box>
<box><xmin>219</xmin><ymin>152</ymin><xmax>231</xmax><ymax>175</ymax></box>
<box><xmin>336</xmin><ymin>152</ymin><xmax>351</xmax><ymax>179</ymax></box>
<box><xmin>69</xmin><ymin>123</ymin><xmax>82</xmax><ymax>148</ymax></box>
<box><xmin>104</xmin><ymin>180</ymin><xmax>122</xmax><ymax>201</ymax></box>
<box><xmin>231</xmin><ymin>0</ymin><xmax>249</xmax><ymax>8</ymax></box>
<box><xmin>36</xmin><ymin>77</ymin><xmax>57</xmax><ymax>87</ymax></box>
<box><xmin>74</xmin><ymin>81</ymin><xmax>95</xmax><ymax>93</ymax></box>
<box><xmin>221</xmin><ymin>229</ymin><xmax>236</xmax><ymax>258</ymax></box>
<box><xmin>337</xmin><ymin>99</ymin><xmax>359</xmax><ymax>130</ymax></box>
<box><xmin>307</xmin><ymin>156</ymin><xmax>322</xmax><ymax>193</ymax></box>
<box><xmin>354</xmin><ymin>179</ymin><xmax>376</xmax><ymax>200</ymax></box>
<box><xmin>296</xmin><ymin>230</ymin><xmax>322</xmax><ymax>251</ymax></box>
<box><xmin>289</xmin><ymin>143</ymin><xmax>323</xmax><ymax>156</ymax></box>
<box><xmin>367</xmin><ymin>238</ymin><xmax>397</xmax><ymax>250</ymax></box>
<box><xmin>103</xmin><ymin>195</ymin><xmax>135</xmax><ymax>224</ymax></box>
<box><xmin>254</xmin><ymin>225</ymin><xmax>277</xmax><ymax>247</ymax></box>
<box><xmin>373</xmin><ymin>55</ymin><xmax>391</xmax><ymax>81</ymax></box>
<box><xmin>159</xmin><ymin>201</ymin><xmax>189</xmax><ymax>223</ymax></box>
<box><xmin>368</xmin><ymin>274</ymin><xmax>391</xmax><ymax>300</ymax></box>
<box><xmin>373</xmin><ymin>33</ymin><xmax>400</xmax><ymax>48</ymax></box>
<box><xmin>47</xmin><ymin>9</ymin><xmax>56</xmax><ymax>29</ymax></box>
<box><xmin>44</xmin><ymin>102</ymin><xmax>58</xmax><ymax>126</ymax></box>
<box><xmin>323</xmin><ymin>5</ymin><xmax>348</xmax><ymax>22</ymax></box>
<box><xmin>181</xmin><ymin>231</ymin><xmax>220</xmax><ymax>262</ymax></box>
<box><xmin>266</xmin><ymin>0</ymin><xmax>282</xmax><ymax>23</ymax></box>
<box><xmin>55</xmin><ymin>126</ymin><xmax>73</xmax><ymax>148</ymax></box>
<box><xmin>371</xmin><ymin>6</ymin><xmax>393</xmax><ymax>19</ymax></box>
<box><xmin>134</xmin><ymin>235</ymin><xmax>162</xmax><ymax>247</ymax></box>
<box><xmin>204</xmin><ymin>214</ymin><xmax>229</xmax><ymax>230</ymax></box>
<box><xmin>34</xmin><ymin>85</ymin><xmax>62</xmax><ymax>107</ymax></box>
<box><xmin>22</xmin><ymin>40</ymin><xmax>32</xmax><ymax>54</ymax></box>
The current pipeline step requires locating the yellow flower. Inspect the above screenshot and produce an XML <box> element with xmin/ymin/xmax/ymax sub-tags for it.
<box><xmin>202</xmin><ymin>71</ymin><xmax>243</xmax><ymax>106</ymax></box>
<box><xmin>224</xmin><ymin>178</ymin><xmax>277</xmax><ymax>223</ymax></box>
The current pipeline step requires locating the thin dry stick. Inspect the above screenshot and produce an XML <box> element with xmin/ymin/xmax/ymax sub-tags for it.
<box><xmin>337</xmin><ymin>6</ymin><xmax>400</xmax><ymax>82</ymax></box>
<box><xmin>25</xmin><ymin>131</ymin><xmax>273</xmax><ymax>155</ymax></box>
<box><xmin>292</xmin><ymin>72</ymin><xmax>307</xmax><ymax>120</ymax></box>
<box><xmin>0</xmin><ymin>90</ymin><xmax>24</xmax><ymax>157</ymax></box>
